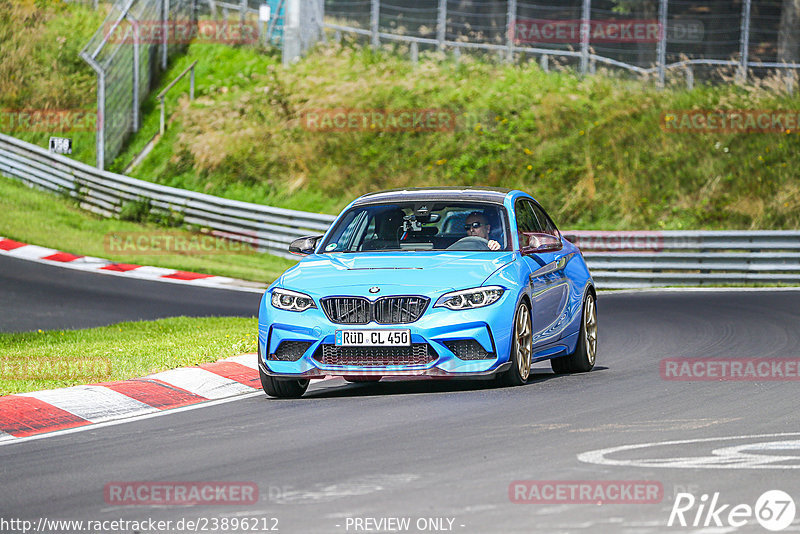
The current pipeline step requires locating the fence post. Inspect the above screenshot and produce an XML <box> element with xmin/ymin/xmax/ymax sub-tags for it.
<box><xmin>130</xmin><ymin>17</ymin><xmax>140</xmax><ymax>132</ymax></box>
<box><xmin>657</xmin><ymin>0</ymin><xmax>668</xmax><ymax>88</ymax></box>
<box><xmin>282</xmin><ymin>0</ymin><xmax>300</xmax><ymax>65</ymax></box>
<box><xmin>580</xmin><ymin>0</ymin><xmax>590</xmax><ymax>74</ymax></box>
<box><xmin>97</xmin><ymin>70</ymin><xmax>105</xmax><ymax>169</ymax></box>
<box><xmin>240</xmin><ymin>0</ymin><xmax>246</xmax><ymax>28</ymax></box>
<box><xmin>739</xmin><ymin>0</ymin><xmax>751</xmax><ymax>83</ymax></box>
<box><xmin>540</xmin><ymin>54</ymin><xmax>549</xmax><ymax>72</ymax></box>
<box><xmin>410</xmin><ymin>41</ymin><xmax>418</xmax><ymax>64</ymax></box>
<box><xmin>162</xmin><ymin>0</ymin><xmax>169</xmax><ymax>70</ymax></box>
<box><xmin>685</xmin><ymin>65</ymin><xmax>694</xmax><ymax>89</ymax></box>
<box><xmin>437</xmin><ymin>0</ymin><xmax>446</xmax><ymax>52</ymax></box>
<box><xmin>506</xmin><ymin>0</ymin><xmax>516</xmax><ymax>62</ymax></box>
<box><xmin>370</xmin><ymin>0</ymin><xmax>380</xmax><ymax>48</ymax></box>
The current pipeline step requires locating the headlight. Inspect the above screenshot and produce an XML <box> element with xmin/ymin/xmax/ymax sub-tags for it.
<box><xmin>434</xmin><ymin>286</ymin><xmax>505</xmax><ymax>310</ymax></box>
<box><xmin>271</xmin><ymin>288</ymin><xmax>317</xmax><ymax>312</ymax></box>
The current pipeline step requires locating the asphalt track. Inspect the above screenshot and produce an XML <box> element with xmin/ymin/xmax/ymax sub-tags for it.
<box><xmin>0</xmin><ymin>254</ymin><xmax>260</xmax><ymax>332</ymax></box>
<box><xmin>2</xmin><ymin>281</ymin><xmax>800</xmax><ymax>533</ymax></box>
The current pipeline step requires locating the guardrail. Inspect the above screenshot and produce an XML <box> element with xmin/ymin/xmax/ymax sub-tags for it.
<box><xmin>1</xmin><ymin>133</ymin><xmax>799</xmax><ymax>287</ymax></box>
<box><xmin>564</xmin><ymin>230</ymin><xmax>800</xmax><ymax>289</ymax></box>
<box><xmin>0</xmin><ymin>133</ymin><xmax>335</xmax><ymax>259</ymax></box>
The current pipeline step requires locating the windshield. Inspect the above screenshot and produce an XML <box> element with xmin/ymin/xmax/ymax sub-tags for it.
<box><xmin>320</xmin><ymin>202</ymin><xmax>510</xmax><ymax>253</ymax></box>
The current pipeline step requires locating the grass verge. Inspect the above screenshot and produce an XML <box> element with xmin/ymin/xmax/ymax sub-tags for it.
<box><xmin>0</xmin><ymin>175</ymin><xmax>296</xmax><ymax>284</ymax></box>
<box><xmin>0</xmin><ymin>316</ymin><xmax>258</xmax><ymax>396</ymax></box>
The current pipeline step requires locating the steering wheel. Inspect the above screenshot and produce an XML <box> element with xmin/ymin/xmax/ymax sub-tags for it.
<box><xmin>447</xmin><ymin>235</ymin><xmax>490</xmax><ymax>251</ymax></box>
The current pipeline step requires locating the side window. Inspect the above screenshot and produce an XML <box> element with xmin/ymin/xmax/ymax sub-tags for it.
<box><xmin>530</xmin><ymin>202</ymin><xmax>558</xmax><ymax>236</ymax></box>
<box><xmin>514</xmin><ymin>199</ymin><xmax>544</xmax><ymax>248</ymax></box>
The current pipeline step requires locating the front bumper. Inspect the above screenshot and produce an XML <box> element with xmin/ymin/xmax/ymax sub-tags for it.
<box><xmin>258</xmin><ymin>291</ymin><xmax>517</xmax><ymax>379</ymax></box>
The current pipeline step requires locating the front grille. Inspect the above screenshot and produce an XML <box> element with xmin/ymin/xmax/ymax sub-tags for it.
<box><xmin>313</xmin><ymin>343</ymin><xmax>437</xmax><ymax>367</ymax></box>
<box><xmin>270</xmin><ymin>341</ymin><xmax>313</xmax><ymax>361</ymax></box>
<box><xmin>321</xmin><ymin>297</ymin><xmax>370</xmax><ymax>325</ymax></box>
<box><xmin>321</xmin><ymin>296</ymin><xmax>429</xmax><ymax>325</ymax></box>
<box><xmin>374</xmin><ymin>296</ymin><xmax>429</xmax><ymax>324</ymax></box>
<box><xmin>443</xmin><ymin>339</ymin><xmax>494</xmax><ymax>360</ymax></box>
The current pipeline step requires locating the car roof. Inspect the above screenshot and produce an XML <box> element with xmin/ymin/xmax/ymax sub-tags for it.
<box><xmin>352</xmin><ymin>187</ymin><xmax>513</xmax><ymax>206</ymax></box>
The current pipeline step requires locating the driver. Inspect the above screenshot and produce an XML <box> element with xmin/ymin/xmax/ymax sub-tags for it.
<box><xmin>464</xmin><ymin>212</ymin><xmax>501</xmax><ymax>251</ymax></box>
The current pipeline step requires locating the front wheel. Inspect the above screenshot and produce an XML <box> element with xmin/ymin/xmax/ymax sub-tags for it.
<box><xmin>501</xmin><ymin>301</ymin><xmax>533</xmax><ymax>386</ymax></box>
<box><xmin>258</xmin><ymin>346</ymin><xmax>309</xmax><ymax>398</ymax></box>
<box><xmin>551</xmin><ymin>292</ymin><xmax>597</xmax><ymax>374</ymax></box>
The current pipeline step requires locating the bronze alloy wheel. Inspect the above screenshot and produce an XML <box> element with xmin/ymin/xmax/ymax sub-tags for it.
<box><xmin>584</xmin><ymin>292</ymin><xmax>597</xmax><ymax>366</ymax></box>
<box><xmin>551</xmin><ymin>291</ymin><xmax>597</xmax><ymax>374</ymax></box>
<box><xmin>502</xmin><ymin>302</ymin><xmax>533</xmax><ymax>386</ymax></box>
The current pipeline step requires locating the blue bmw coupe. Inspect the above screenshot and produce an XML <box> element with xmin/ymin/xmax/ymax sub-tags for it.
<box><xmin>257</xmin><ymin>188</ymin><xmax>597</xmax><ymax>398</ymax></box>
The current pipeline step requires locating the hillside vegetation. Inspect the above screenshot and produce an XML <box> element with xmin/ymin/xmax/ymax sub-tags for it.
<box><xmin>0</xmin><ymin>0</ymin><xmax>104</xmax><ymax>162</ymax></box>
<box><xmin>2</xmin><ymin>2</ymin><xmax>799</xmax><ymax>231</ymax></box>
<box><xmin>117</xmin><ymin>41</ymin><xmax>800</xmax><ymax>230</ymax></box>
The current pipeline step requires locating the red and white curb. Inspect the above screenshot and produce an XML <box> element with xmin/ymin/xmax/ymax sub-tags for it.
<box><xmin>0</xmin><ymin>354</ymin><xmax>262</xmax><ymax>442</ymax></box>
<box><xmin>0</xmin><ymin>237</ymin><xmax>264</xmax><ymax>293</ymax></box>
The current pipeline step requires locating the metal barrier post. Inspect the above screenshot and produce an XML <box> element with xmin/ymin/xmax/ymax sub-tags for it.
<box><xmin>739</xmin><ymin>0</ymin><xmax>751</xmax><ymax>82</ymax></box>
<box><xmin>129</xmin><ymin>16</ymin><xmax>140</xmax><ymax>132</ymax></box>
<box><xmin>437</xmin><ymin>0</ymin><xmax>446</xmax><ymax>52</ymax></box>
<box><xmin>657</xmin><ymin>0</ymin><xmax>668</xmax><ymax>88</ymax></box>
<box><xmin>162</xmin><ymin>0</ymin><xmax>169</xmax><ymax>70</ymax></box>
<box><xmin>506</xmin><ymin>0</ymin><xmax>516</xmax><ymax>62</ymax></box>
<box><xmin>580</xmin><ymin>0</ymin><xmax>590</xmax><ymax>74</ymax></box>
<box><xmin>370</xmin><ymin>0</ymin><xmax>379</xmax><ymax>48</ymax></box>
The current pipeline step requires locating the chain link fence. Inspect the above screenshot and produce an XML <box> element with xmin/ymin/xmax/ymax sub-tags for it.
<box><xmin>80</xmin><ymin>0</ymin><xmax>198</xmax><ymax>170</ymax></box>
<box><xmin>324</xmin><ymin>0</ymin><xmax>800</xmax><ymax>85</ymax></box>
<box><xmin>79</xmin><ymin>0</ymin><xmax>324</xmax><ymax>170</ymax></box>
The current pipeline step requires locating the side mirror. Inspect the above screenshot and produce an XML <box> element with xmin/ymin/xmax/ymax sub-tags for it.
<box><xmin>520</xmin><ymin>232</ymin><xmax>563</xmax><ymax>255</ymax></box>
<box><xmin>289</xmin><ymin>235</ymin><xmax>323</xmax><ymax>255</ymax></box>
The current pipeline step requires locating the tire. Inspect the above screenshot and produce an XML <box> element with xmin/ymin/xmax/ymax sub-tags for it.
<box><xmin>258</xmin><ymin>345</ymin><xmax>310</xmax><ymax>398</ymax></box>
<box><xmin>551</xmin><ymin>291</ymin><xmax>597</xmax><ymax>374</ymax></box>
<box><xmin>501</xmin><ymin>300</ymin><xmax>533</xmax><ymax>386</ymax></box>
<box><xmin>344</xmin><ymin>376</ymin><xmax>382</xmax><ymax>383</ymax></box>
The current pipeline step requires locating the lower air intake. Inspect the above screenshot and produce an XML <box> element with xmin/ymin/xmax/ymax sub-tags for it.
<box><xmin>443</xmin><ymin>339</ymin><xmax>494</xmax><ymax>360</ymax></box>
<box><xmin>314</xmin><ymin>344</ymin><xmax>437</xmax><ymax>367</ymax></box>
<box><xmin>270</xmin><ymin>341</ymin><xmax>313</xmax><ymax>361</ymax></box>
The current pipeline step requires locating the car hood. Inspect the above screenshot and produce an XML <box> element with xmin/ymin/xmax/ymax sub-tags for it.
<box><xmin>279</xmin><ymin>251</ymin><xmax>516</xmax><ymax>295</ymax></box>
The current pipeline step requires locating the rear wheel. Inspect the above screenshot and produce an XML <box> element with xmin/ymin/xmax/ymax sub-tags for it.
<box><xmin>258</xmin><ymin>346</ymin><xmax>310</xmax><ymax>398</ymax></box>
<box><xmin>551</xmin><ymin>292</ymin><xmax>597</xmax><ymax>374</ymax></box>
<box><xmin>501</xmin><ymin>301</ymin><xmax>533</xmax><ymax>386</ymax></box>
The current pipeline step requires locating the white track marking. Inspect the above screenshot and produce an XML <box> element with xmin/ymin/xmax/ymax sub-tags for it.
<box><xmin>18</xmin><ymin>385</ymin><xmax>158</xmax><ymax>422</ymax></box>
<box><xmin>5</xmin><ymin>244</ymin><xmax>58</xmax><ymax>260</ymax></box>
<box><xmin>222</xmin><ymin>353</ymin><xmax>259</xmax><ymax>369</ymax></box>
<box><xmin>578</xmin><ymin>432</ymin><xmax>800</xmax><ymax>469</ymax></box>
<box><xmin>148</xmin><ymin>367</ymin><xmax>256</xmax><ymax>399</ymax></box>
<box><xmin>0</xmin><ymin>391</ymin><xmax>264</xmax><ymax>448</ymax></box>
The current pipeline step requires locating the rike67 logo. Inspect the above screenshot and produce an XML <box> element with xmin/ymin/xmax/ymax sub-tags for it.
<box><xmin>668</xmin><ymin>490</ymin><xmax>796</xmax><ymax>531</ymax></box>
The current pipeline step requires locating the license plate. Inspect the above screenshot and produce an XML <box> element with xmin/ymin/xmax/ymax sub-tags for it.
<box><xmin>335</xmin><ymin>329</ymin><xmax>411</xmax><ymax>347</ymax></box>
